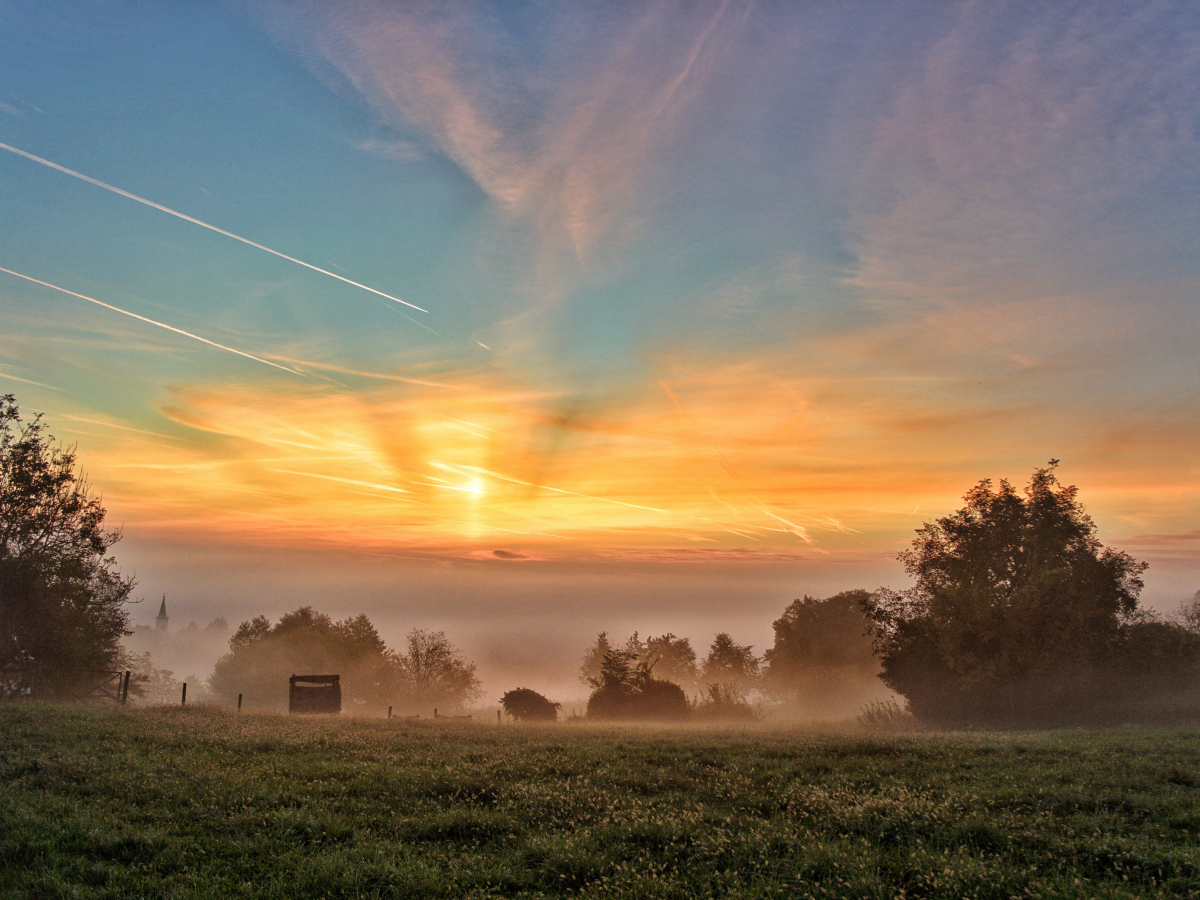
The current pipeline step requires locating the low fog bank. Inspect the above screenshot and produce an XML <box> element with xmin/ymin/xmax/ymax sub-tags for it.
<box><xmin>115</xmin><ymin>539</ymin><xmax>912</xmax><ymax>718</ymax></box>
<box><xmin>126</xmin><ymin>592</ymin><xmax>902</xmax><ymax>724</ymax></box>
<box><xmin>115</xmin><ymin>536</ymin><xmax>1200</xmax><ymax>723</ymax></box>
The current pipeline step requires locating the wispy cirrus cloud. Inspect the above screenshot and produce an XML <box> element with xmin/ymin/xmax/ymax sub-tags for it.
<box><xmin>257</xmin><ymin>0</ymin><xmax>751</xmax><ymax>265</ymax></box>
<box><xmin>843</xmin><ymin>2</ymin><xmax>1200</xmax><ymax>305</ymax></box>
<box><xmin>0</xmin><ymin>266</ymin><xmax>303</xmax><ymax>375</ymax></box>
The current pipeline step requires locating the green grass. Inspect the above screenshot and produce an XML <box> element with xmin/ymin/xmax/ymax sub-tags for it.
<box><xmin>2</xmin><ymin>704</ymin><xmax>1199</xmax><ymax>898</ymax></box>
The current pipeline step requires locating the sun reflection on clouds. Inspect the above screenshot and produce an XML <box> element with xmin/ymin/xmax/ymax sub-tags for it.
<box><xmin>71</xmin><ymin>358</ymin><xmax>907</xmax><ymax>560</ymax></box>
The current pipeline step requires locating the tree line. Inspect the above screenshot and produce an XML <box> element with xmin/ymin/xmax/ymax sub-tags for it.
<box><xmin>569</xmin><ymin>594</ymin><xmax>882</xmax><ymax>722</ymax></box>
<box><xmin>4</xmin><ymin>394</ymin><xmax>1200</xmax><ymax>726</ymax></box>
<box><xmin>208</xmin><ymin>608</ymin><xmax>481</xmax><ymax>713</ymax></box>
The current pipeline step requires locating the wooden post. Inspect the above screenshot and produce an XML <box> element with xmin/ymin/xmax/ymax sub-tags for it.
<box><xmin>121</xmin><ymin>671</ymin><xmax>130</xmax><ymax>704</ymax></box>
<box><xmin>181</xmin><ymin>683</ymin><xmax>187</xmax><ymax>706</ymax></box>
<box><xmin>434</xmin><ymin>707</ymin><xmax>438</xmax><ymax>719</ymax></box>
<box><xmin>237</xmin><ymin>693</ymin><xmax>242</xmax><ymax>711</ymax></box>
<box><xmin>387</xmin><ymin>706</ymin><xmax>393</xmax><ymax>719</ymax></box>
<box><xmin>497</xmin><ymin>709</ymin><xmax>501</xmax><ymax>725</ymax></box>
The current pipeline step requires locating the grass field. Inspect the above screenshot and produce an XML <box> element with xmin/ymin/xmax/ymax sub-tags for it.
<box><xmin>2</xmin><ymin>704</ymin><xmax>1199</xmax><ymax>898</ymax></box>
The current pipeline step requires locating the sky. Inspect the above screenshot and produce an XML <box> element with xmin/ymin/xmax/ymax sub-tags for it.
<box><xmin>1</xmin><ymin>1</ymin><xmax>1198</xmax><ymax>695</ymax></box>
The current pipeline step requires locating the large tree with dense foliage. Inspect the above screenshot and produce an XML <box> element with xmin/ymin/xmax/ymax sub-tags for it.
<box><xmin>210</xmin><ymin>607</ymin><xmax>399</xmax><ymax>711</ymax></box>
<box><xmin>762</xmin><ymin>591</ymin><xmax>887</xmax><ymax>717</ymax></box>
<box><xmin>0</xmin><ymin>395</ymin><xmax>133</xmax><ymax>697</ymax></box>
<box><xmin>863</xmin><ymin>463</ymin><xmax>1198</xmax><ymax>725</ymax></box>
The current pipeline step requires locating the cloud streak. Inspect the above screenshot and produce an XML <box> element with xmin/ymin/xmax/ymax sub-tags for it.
<box><xmin>0</xmin><ymin>141</ymin><xmax>428</xmax><ymax>313</ymax></box>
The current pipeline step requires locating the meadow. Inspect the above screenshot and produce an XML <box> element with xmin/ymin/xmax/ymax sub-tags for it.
<box><xmin>2</xmin><ymin>704</ymin><xmax>1199</xmax><ymax>899</ymax></box>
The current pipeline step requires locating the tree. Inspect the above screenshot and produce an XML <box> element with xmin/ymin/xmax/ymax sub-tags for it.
<box><xmin>762</xmin><ymin>591</ymin><xmax>887</xmax><ymax>717</ymax></box>
<box><xmin>863</xmin><ymin>462</ymin><xmax>1156</xmax><ymax>725</ymax></box>
<box><xmin>0</xmin><ymin>395</ymin><xmax>133</xmax><ymax>697</ymax></box>
<box><xmin>396</xmin><ymin>628</ymin><xmax>482</xmax><ymax>713</ymax></box>
<box><xmin>701</xmin><ymin>633</ymin><xmax>760</xmax><ymax>697</ymax></box>
<box><xmin>579</xmin><ymin>631</ymin><xmax>614</xmax><ymax>687</ymax></box>
<box><xmin>642</xmin><ymin>633</ymin><xmax>700</xmax><ymax>696</ymax></box>
<box><xmin>692</xmin><ymin>683</ymin><xmax>757</xmax><ymax>722</ymax></box>
<box><xmin>501</xmin><ymin>687</ymin><xmax>560</xmax><ymax>721</ymax></box>
<box><xmin>210</xmin><ymin>607</ymin><xmax>402</xmax><ymax>712</ymax></box>
<box><xmin>1179</xmin><ymin>590</ymin><xmax>1200</xmax><ymax>634</ymax></box>
<box><xmin>585</xmin><ymin>648</ymin><xmax>689</xmax><ymax>721</ymax></box>
<box><xmin>582</xmin><ymin>631</ymin><xmax>701</xmax><ymax>697</ymax></box>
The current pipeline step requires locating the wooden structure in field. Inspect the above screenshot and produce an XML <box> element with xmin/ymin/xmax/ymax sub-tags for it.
<box><xmin>288</xmin><ymin>674</ymin><xmax>341</xmax><ymax>714</ymax></box>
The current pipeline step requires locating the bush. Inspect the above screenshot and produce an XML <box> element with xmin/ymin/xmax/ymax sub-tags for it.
<box><xmin>501</xmin><ymin>688</ymin><xmax>560</xmax><ymax>722</ymax></box>
<box><xmin>856</xmin><ymin>699</ymin><xmax>919</xmax><ymax>733</ymax></box>
<box><xmin>585</xmin><ymin>650</ymin><xmax>689</xmax><ymax>721</ymax></box>
<box><xmin>692</xmin><ymin>684</ymin><xmax>757</xmax><ymax>722</ymax></box>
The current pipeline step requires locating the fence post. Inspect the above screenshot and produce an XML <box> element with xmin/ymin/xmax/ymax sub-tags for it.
<box><xmin>121</xmin><ymin>671</ymin><xmax>130</xmax><ymax>704</ymax></box>
<box><xmin>181</xmin><ymin>683</ymin><xmax>187</xmax><ymax>707</ymax></box>
<box><xmin>497</xmin><ymin>709</ymin><xmax>501</xmax><ymax>725</ymax></box>
<box><xmin>237</xmin><ymin>693</ymin><xmax>242</xmax><ymax>711</ymax></box>
<box><xmin>387</xmin><ymin>706</ymin><xmax>393</xmax><ymax>719</ymax></box>
<box><xmin>434</xmin><ymin>707</ymin><xmax>438</xmax><ymax>719</ymax></box>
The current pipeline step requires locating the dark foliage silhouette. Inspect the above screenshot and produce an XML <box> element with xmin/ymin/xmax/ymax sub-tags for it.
<box><xmin>864</xmin><ymin>462</ymin><xmax>1197</xmax><ymax>725</ymax></box>
<box><xmin>579</xmin><ymin>631</ymin><xmax>613</xmax><ymax>687</ymax></box>
<box><xmin>763</xmin><ymin>590</ymin><xmax>885</xmax><ymax>717</ymax></box>
<box><xmin>501</xmin><ymin>687</ymin><xmax>560</xmax><ymax>721</ymax></box>
<box><xmin>642</xmin><ymin>632</ymin><xmax>700</xmax><ymax>695</ymax></box>
<box><xmin>586</xmin><ymin>649</ymin><xmax>689</xmax><ymax>721</ymax></box>
<box><xmin>0</xmin><ymin>395</ymin><xmax>132</xmax><ymax>697</ymax></box>
<box><xmin>692</xmin><ymin>682</ymin><xmax>757</xmax><ymax>722</ymax></box>
<box><xmin>581</xmin><ymin>631</ymin><xmax>701</xmax><ymax>697</ymax></box>
<box><xmin>210</xmin><ymin>608</ymin><xmax>398</xmax><ymax>711</ymax></box>
<box><xmin>700</xmin><ymin>633</ymin><xmax>760</xmax><ymax>696</ymax></box>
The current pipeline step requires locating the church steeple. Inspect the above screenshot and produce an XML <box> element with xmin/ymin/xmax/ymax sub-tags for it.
<box><xmin>155</xmin><ymin>595</ymin><xmax>169</xmax><ymax>632</ymax></box>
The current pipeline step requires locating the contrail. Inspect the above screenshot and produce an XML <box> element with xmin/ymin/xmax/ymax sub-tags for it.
<box><xmin>0</xmin><ymin>266</ymin><xmax>303</xmax><ymax>375</ymax></box>
<box><xmin>268</xmin><ymin>469</ymin><xmax>415</xmax><ymax>497</ymax></box>
<box><xmin>0</xmin><ymin>141</ymin><xmax>427</xmax><ymax>314</ymax></box>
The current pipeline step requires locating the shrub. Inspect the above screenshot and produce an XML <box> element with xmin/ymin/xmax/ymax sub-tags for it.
<box><xmin>692</xmin><ymin>683</ymin><xmax>757</xmax><ymax>722</ymax></box>
<box><xmin>501</xmin><ymin>688</ymin><xmax>560</xmax><ymax>722</ymax></box>
<box><xmin>585</xmin><ymin>650</ymin><xmax>689</xmax><ymax>721</ymax></box>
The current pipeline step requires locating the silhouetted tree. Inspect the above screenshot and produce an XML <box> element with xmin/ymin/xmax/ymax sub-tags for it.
<box><xmin>692</xmin><ymin>683</ymin><xmax>757</xmax><ymax>722</ymax></box>
<box><xmin>579</xmin><ymin>631</ymin><xmax>613</xmax><ymax>687</ymax></box>
<box><xmin>701</xmin><ymin>633</ymin><xmax>760</xmax><ymax>697</ymax></box>
<box><xmin>501</xmin><ymin>687</ymin><xmax>559</xmax><ymax>721</ymax></box>
<box><xmin>396</xmin><ymin>628</ymin><xmax>482</xmax><ymax>712</ymax></box>
<box><xmin>583</xmin><ymin>631</ymin><xmax>700</xmax><ymax>696</ymax></box>
<box><xmin>210</xmin><ymin>607</ymin><xmax>401</xmax><ymax>711</ymax></box>
<box><xmin>863</xmin><ymin>462</ymin><xmax>1164</xmax><ymax>725</ymax></box>
<box><xmin>0</xmin><ymin>395</ymin><xmax>133</xmax><ymax>697</ymax></box>
<box><xmin>1180</xmin><ymin>590</ymin><xmax>1200</xmax><ymax>634</ymax></box>
<box><xmin>643</xmin><ymin>633</ymin><xmax>700</xmax><ymax>694</ymax></box>
<box><xmin>762</xmin><ymin>591</ymin><xmax>887</xmax><ymax>717</ymax></box>
<box><xmin>585</xmin><ymin>649</ymin><xmax>688</xmax><ymax>721</ymax></box>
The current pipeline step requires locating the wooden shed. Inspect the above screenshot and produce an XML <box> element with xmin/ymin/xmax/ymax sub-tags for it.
<box><xmin>288</xmin><ymin>674</ymin><xmax>341</xmax><ymax>714</ymax></box>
